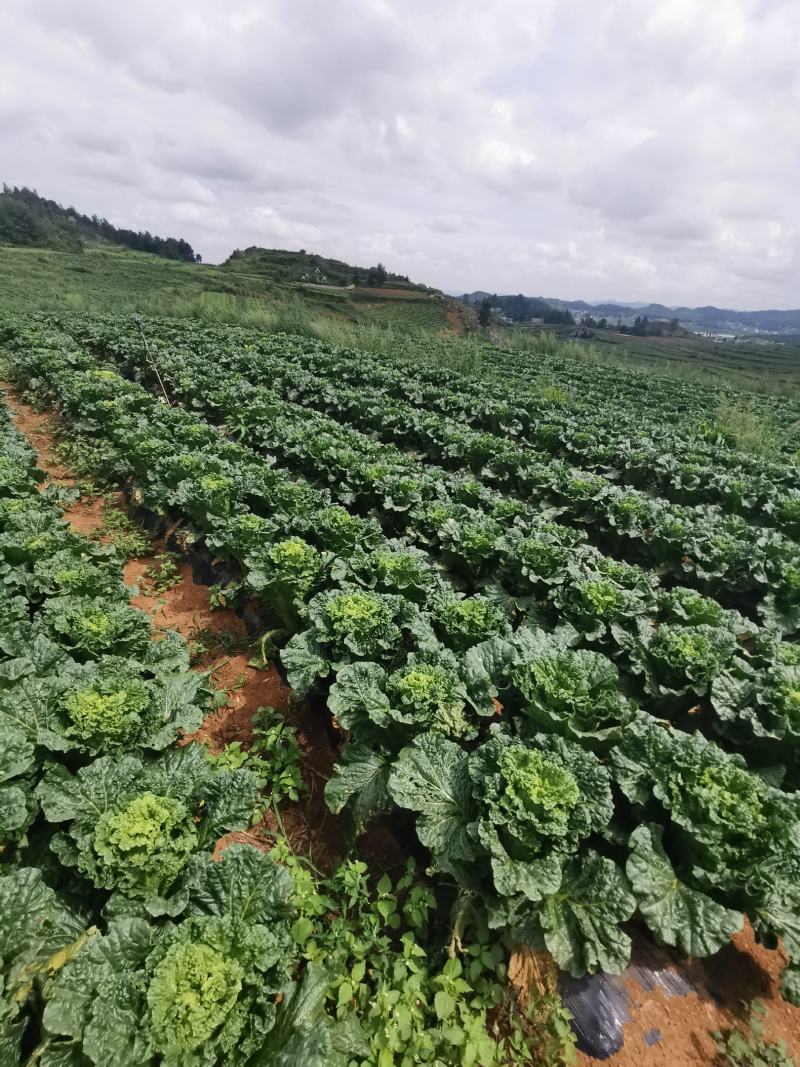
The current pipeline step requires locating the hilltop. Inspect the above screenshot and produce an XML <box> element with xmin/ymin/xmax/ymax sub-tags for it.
<box><xmin>222</xmin><ymin>246</ymin><xmax>427</xmax><ymax>290</ymax></box>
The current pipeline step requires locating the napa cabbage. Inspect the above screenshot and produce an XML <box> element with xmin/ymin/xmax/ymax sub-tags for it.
<box><xmin>36</xmin><ymin>746</ymin><xmax>260</xmax><ymax>912</ymax></box>
<box><xmin>245</xmin><ymin>536</ymin><xmax>324</xmax><ymax>628</ymax></box>
<box><xmin>38</xmin><ymin>845</ymin><xmax>330</xmax><ymax>1066</ymax></box>
<box><xmin>282</xmin><ymin>586</ymin><xmax>435</xmax><ymax>694</ymax></box>
<box><xmin>554</xmin><ymin>573</ymin><xmax>648</xmax><ymax>641</ymax></box>
<box><xmin>510</xmin><ymin>645</ymin><xmax>637</xmax><ymax>746</ymax></box>
<box><xmin>38</xmin><ymin>595</ymin><xmax>152</xmax><ymax>660</ymax></box>
<box><xmin>30</xmin><ymin>547</ymin><xmax>125</xmax><ymax>601</ymax></box>
<box><xmin>611</xmin><ymin>719</ymin><xmax>800</xmax><ymax>895</ymax></box>
<box><xmin>432</xmin><ymin>594</ymin><xmax>509</xmax><ymax>652</ymax></box>
<box><xmin>92</xmin><ymin>792</ymin><xmax>199</xmax><ymax>900</ymax></box>
<box><xmin>388</xmin><ymin>730</ymin><xmax>629</xmax><ymax>976</ymax></box>
<box><xmin>331</xmin><ymin>541</ymin><xmax>439</xmax><ymax>604</ymax></box>
<box><xmin>62</xmin><ymin>666</ymin><xmax>152</xmax><ymax>749</ymax></box>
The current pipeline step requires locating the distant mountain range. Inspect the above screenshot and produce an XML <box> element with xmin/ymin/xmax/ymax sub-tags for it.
<box><xmin>460</xmin><ymin>292</ymin><xmax>800</xmax><ymax>335</ymax></box>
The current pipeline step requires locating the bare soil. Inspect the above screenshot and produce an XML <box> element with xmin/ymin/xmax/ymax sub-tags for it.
<box><xmin>574</xmin><ymin>921</ymin><xmax>800</xmax><ymax>1066</ymax></box>
<box><xmin>446</xmin><ymin>300</ymin><xmax>466</xmax><ymax>335</ymax></box>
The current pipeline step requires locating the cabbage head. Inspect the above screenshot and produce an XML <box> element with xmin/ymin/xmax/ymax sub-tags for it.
<box><xmin>511</xmin><ymin>646</ymin><xmax>637</xmax><ymax>745</ymax></box>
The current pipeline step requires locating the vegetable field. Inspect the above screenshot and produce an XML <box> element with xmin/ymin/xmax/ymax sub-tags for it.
<box><xmin>2</xmin><ymin>310</ymin><xmax>800</xmax><ymax>1064</ymax></box>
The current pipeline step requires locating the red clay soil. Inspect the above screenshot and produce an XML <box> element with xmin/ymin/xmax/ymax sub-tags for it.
<box><xmin>446</xmin><ymin>300</ymin><xmax>465</xmax><ymax>335</ymax></box>
<box><xmin>508</xmin><ymin>923</ymin><xmax>800</xmax><ymax>1065</ymax></box>
<box><xmin>572</xmin><ymin>921</ymin><xmax>800</xmax><ymax>1066</ymax></box>
<box><xmin>8</xmin><ymin>382</ymin><xmax>800</xmax><ymax>1061</ymax></box>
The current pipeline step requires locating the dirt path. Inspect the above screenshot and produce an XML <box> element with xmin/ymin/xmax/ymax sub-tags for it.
<box><xmin>1</xmin><ymin>382</ymin><xmax>348</xmax><ymax>871</ymax></box>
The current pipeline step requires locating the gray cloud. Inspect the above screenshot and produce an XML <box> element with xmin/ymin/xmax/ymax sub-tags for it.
<box><xmin>1</xmin><ymin>0</ymin><xmax>799</xmax><ymax>306</ymax></box>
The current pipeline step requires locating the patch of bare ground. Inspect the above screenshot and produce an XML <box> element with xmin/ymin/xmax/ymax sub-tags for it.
<box><xmin>506</xmin><ymin>919</ymin><xmax>800</xmax><ymax>1064</ymax></box>
<box><xmin>446</xmin><ymin>300</ymin><xmax>466</xmax><ymax>335</ymax></box>
<box><xmin>568</xmin><ymin>921</ymin><xmax>800</xmax><ymax>1065</ymax></box>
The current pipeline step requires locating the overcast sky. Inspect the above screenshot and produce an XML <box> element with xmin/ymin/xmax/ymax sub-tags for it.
<box><xmin>2</xmin><ymin>0</ymin><xmax>799</xmax><ymax>307</ymax></box>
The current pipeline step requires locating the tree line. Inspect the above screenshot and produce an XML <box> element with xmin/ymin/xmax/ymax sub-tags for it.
<box><xmin>0</xmin><ymin>185</ymin><xmax>200</xmax><ymax>262</ymax></box>
<box><xmin>469</xmin><ymin>294</ymin><xmax>683</xmax><ymax>337</ymax></box>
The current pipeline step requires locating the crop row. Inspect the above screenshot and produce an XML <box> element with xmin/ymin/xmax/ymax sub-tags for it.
<box><xmin>4</xmin><ymin>319</ymin><xmax>800</xmax><ymax>1001</ymax></box>
<box><xmin>477</xmin><ymin>339</ymin><xmax>800</xmax><ymax>442</ymax></box>
<box><xmin>71</xmin><ymin>314</ymin><xmax>800</xmax><ymax>631</ymax></box>
<box><xmin>248</xmin><ymin>328</ymin><xmax>800</xmax><ymax>513</ymax></box>
<box><xmin>74</xmin><ymin>315</ymin><xmax>800</xmax><ymax>528</ymax></box>
<box><xmin>0</xmin><ymin>384</ymin><xmax>540</xmax><ymax>1067</ymax></box>
<box><xmin>0</xmin><ymin>391</ymin><xmax>345</xmax><ymax>1063</ymax></box>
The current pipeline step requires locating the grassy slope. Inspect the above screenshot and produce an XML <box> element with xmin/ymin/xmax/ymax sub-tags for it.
<box><xmin>505</xmin><ymin>322</ymin><xmax>800</xmax><ymax>395</ymax></box>
<box><xmin>0</xmin><ymin>244</ymin><xmax>450</xmax><ymax>333</ymax></box>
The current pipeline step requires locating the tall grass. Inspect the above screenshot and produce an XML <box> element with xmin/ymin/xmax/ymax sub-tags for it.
<box><xmin>713</xmin><ymin>399</ymin><xmax>782</xmax><ymax>456</ymax></box>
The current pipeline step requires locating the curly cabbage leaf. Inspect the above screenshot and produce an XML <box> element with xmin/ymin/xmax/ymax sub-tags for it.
<box><xmin>0</xmin><ymin>719</ymin><xmax>37</xmax><ymax>851</ymax></box>
<box><xmin>36</xmin><ymin>746</ymin><xmax>260</xmax><ymax>910</ymax></box>
<box><xmin>324</xmin><ymin>742</ymin><xmax>393</xmax><ymax>830</ymax></box>
<box><xmin>626</xmin><ymin>824</ymin><xmax>742</xmax><ymax>956</ymax></box>
<box><xmin>0</xmin><ymin>867</ymin><xmax>86</xmax><ymax>1062</ymax></box>
<box><xmin>39</xmin><ymin>845</ymin><xmax>305</xmax><ymax>1067</ymax></box>
<box><xmin>388</xmin><ymin>732</ymin><xmax>478</xmax><ymax>868</ymax></box>
<box><xmin>518</xmin><ymin>851</ymin><xmax>636</xmax><ymax>976</ymax></box>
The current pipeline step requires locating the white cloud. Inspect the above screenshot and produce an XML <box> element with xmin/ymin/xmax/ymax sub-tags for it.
<box><xmin>1</xmin><ymin>0</ymin><xmax>799</xmax><ymax>306</ymax></box>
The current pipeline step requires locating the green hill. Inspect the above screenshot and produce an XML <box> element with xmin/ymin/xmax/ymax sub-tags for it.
<box><xmin>222</xmin><ymin>245</ymin><xmax>425</xmax><ymax>289</ymax></box>
<box><xmin>0</xmin><ymin>242</ymin><xmax>451</xmax><ymax>335</ymax></box>
<box><xmin>1</xmin><ymin>186</ymin><xmax>795</xmax><ymax>397</ymax></box>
